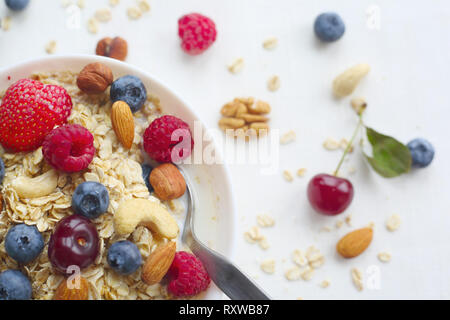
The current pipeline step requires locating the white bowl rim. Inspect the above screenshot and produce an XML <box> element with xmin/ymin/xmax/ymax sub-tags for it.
<box><xmin>0</xmin><ymin>53</ymin><xmax>238</xmax><ymax>273</ymax></box>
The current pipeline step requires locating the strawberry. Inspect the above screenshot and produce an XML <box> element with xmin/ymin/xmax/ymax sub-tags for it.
<box><xmin>0</xmin><ymin>79</ymin><xmax>73</xmax><ymax>153</ymax></box>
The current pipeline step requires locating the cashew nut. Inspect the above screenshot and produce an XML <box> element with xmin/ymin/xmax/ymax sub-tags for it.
<box><xmin>333</xmin><ymin>63</ymin><xmax>370</xmax><ymax>98</ymax></box>
<box><xmin>12</xmin><ymin>170</ymin><xmax>58</xmax><ymax>199</ymax></box>
<box><xmin>114</xmin><ymin>198</ymin><xmax>179</xmax><ymax>238</ymax></box>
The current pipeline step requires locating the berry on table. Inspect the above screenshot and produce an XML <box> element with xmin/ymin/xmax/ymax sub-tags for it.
<box><xmin>314</xmin><ymin>12</ymin><xmax>345</xmax><ymax>42</ymax></box>
<box><xmin>307</xmin><ymin>173</ymin><xmax>354</xmax><ymax>216</ymax></box>
<box><xmin>0</xmin><ymin>79</ymin><xmax>72</xmax><ymax>153</ymax></box>
<box><xmin>141</xmin><ymin>164</ymin><xmax>153</xmax><ymax>192</ymax></box>
<box><xmin>5</xmin><ymin>0</ymin><xmax>30</xmax><ymax>11</ymax></box>
<box><xmin>0</xmin><ymin>270</ymin><xmax>32</xmax><ymax>300</ymax></box>
<box><xmin>42</xmin><ymin>124</ymin><xmax>95</xmax><ymax>173</ymax></box>
<box><xmin>167</xmin><ymin>251</ymin><xmax>210</xmax><ymax>297</ymax></box>
<box><xmin>48</xmin><ymin>215</ymin><xmax>100</xmax><ymax>274</ymax></box>
<box><xmin>143</xmin><ymin>115</ymin><xmax>194</xmax><ymax>163</ymax></box>
<box><xmin>5</xmin><ymin>224</ymin><xmax>44</xmax><ymax>264</ymax></box>
<box><xmin>110</xmin><ymin>75</ymin><xmax>147</xmax><ymax>113</ymax></box>
<box><xmin>407</xmin><ymin>138</ymin><xmax>435</xmax><ymax>168</ymax></box>
<box><xmin>107</xmin><ymin>241</ymin><xmax>142</xmax><ymax>275</ymax></box>
<box><xmin>72</xmin><ymin>182</ymin><xmax>109</xmax><ymax>220</ymax></box>
<box><xmin>178</xmin><ymin>13</ymin><xmax>217</xmax><ymax>55</ymax></box>
<box><xmin>0</xmin><ymin>158</ymin><xmax>4</xmax><ymax>185</ymax></box>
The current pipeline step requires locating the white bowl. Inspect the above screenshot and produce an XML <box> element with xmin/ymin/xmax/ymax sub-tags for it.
<box><xmin>0</xmin><ymin>55</ymin><xmax>237</xmax><ymax>300</ymax></box>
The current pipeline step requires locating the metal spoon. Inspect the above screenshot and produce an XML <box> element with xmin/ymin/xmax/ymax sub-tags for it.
<box><xmin>179</xmin><ymin>167</ymin><xmax>271</xmax><ymax>300</ymax></box>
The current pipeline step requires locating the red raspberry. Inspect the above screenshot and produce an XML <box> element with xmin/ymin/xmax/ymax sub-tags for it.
<box><xmin>0</xmin><ymin>79</ymin><xmax>72</xmax><ymax>153</ymax></box>
<box><xmin>167</xmin><ymin>251</ymin><xmax>211</xmax><ymax>297</ymax></box>
<box><xmin>143</xmin><ymin>115</ymin><xmax>194</xmax><ymax>163</ymax></box>
<box><xmin>178</xmin><ymin>13</ymin><xmax>217</xmax><ymax>55</ymax></box>
<box><xmin>42</xmin><ymin>124</ymin><xmax>95</xmax><ymax>173</ymax></box>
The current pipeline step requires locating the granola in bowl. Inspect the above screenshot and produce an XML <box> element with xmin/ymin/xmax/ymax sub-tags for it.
<box><xmin>0</xmin><ymin>65</ymin><xmax>209</xmax><ymax>300</ymax></box>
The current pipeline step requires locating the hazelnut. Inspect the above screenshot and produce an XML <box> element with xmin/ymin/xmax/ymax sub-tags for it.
<box><xmin>96</xmin><ymin>37</ymin><xmax>128</xmax><ymax>61</ymax></box>
<box><xmin>149</xmin><ymin>164</ymin><xmax>186</xmax><ymax>201</ymax></box>
<box><xmin>77</xmin><ymin>62</ymin><xmax>114</xmax><ymax>94</ymax></box>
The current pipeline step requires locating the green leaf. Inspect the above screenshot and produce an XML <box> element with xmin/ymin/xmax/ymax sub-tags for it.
<box><xmin>364</xmin><ymin>127</ymin><xmax>412</xmax><ymax>178</ymax></box>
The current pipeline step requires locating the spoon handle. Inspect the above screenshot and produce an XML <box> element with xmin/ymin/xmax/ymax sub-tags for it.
<box><xmin>190</xmin><ymin>240</ymin><xmax>271</xmax><ymax>300</ymax></box>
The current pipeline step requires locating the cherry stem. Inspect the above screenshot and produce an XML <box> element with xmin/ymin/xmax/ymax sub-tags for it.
<box><xmin>333</xmin><ymin>113</ymin><xmax>364</xmax><ymax>176</ymax></box>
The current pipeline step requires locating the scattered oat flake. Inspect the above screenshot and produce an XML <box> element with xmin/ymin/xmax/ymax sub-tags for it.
<box><xmin>263</xmin><ymin>37</ymin><xmax>278</xmax><ymax>50</ymax></box>
<box><xmin>336</xmin><ymin>220</ymin><xmax>344</xmax><ymax>229</ymax></box>
<box><xmin>127</xmin><ymin>7</ymin><xmax>142</xmax><ymax>20</ymax></box>
<box><xmin>280</xmin><ymin>130</ymin><xmax>296</xmax><ymax>145</ymax></box>
<box><xmin>377</xmin><ymin>252</ymin><xmax>392</xmax><ymax>263</ymax></box>
<box><xmin>228</xmin><ymin>58</ymin><xmax>244</xmax><ymax>74</ymax></box>
<box><xmin>345</xmin><ymin>214</ymin><xmax>352</xmax><ymax>226</ymax></box>
<box><xmin>95</xmin><ymin>8</ymin><xmax>112</xmax><ymax>22</ymax></box>
<box><xmin>109</xmin><ymin>0</ymin><xmax>120</xmax><ymax>6</ymax></box>
<box><xmin>285</xmin><ymin>267</ymin><xmax>302</xmax><ymax>281</ymax></box>
<box><xmin>244</xmin><ymin>226</ymin><xmax>263</xmax><ymax>244</ymax></box>
<box><xmin>292</xmin><ymin>250</ymin><xmax>307</xmax><ymax>267</ymax></box>
<box><xmin>267</xmin><ymin>75</ymin><xmax>280</xmax><ymax>92</ymax></box>
<box><xmin>258</xmin><ymin>237</ymin><xmax>270</xmax><ymax>250</ymax></box>
<box><xmin>283</xmin><ymin>170</ymin><xmax>294</xmax><ymax>182</ymax></box>
<box><xmin>257</xmin><ymin>214</ymin><xmax>275</xmax><ymax>228</ymax></box>
<box><xmin>45</xmin><ymin>41</ymin><xmax>57</xmax><ymax>54</ymax></box>
<box><xmin>138</xmin><ymin>0</ymin><xmax>151</xmax><ymax>12</ymax></box>
<box><xmin>1</xmin><ymin>16</ymin><xmax>11</xmax><ymax>31</ymax></box>
<box><xmin>348</xmin><ymin>167</ymin><xmax>357</xmax><ymax>175</ymax></box>
<box><xmin>77</xmin><ymin>0</ymin><xmax>85</xmax><ymax>9</ymax></box>
<box><xmin>320</xmin><ymin>226</ymin><xmax>332</xmax><ymax>232</ymax></box>
<box><xmin>323</xmin><ymin>138</ymin><xmax>340</xmax><ymax>150</ymax></box>
<box><xmin>87</xmin><ymin>18</ymin><xmax>99</xmax><ymax>34</ymax></box>
<box><xmin>320</xmin><ymin>280</ymin><xmax>330</xmax><ymax>288</ymax></box>
<box><xmin>296</xmin><ymin>168</ymin><xmax>307</xmax><ymax>177</ymax></box>
<box><xmin>351</xmin><ymin>268</ymin><xmax>364</xmax><ymax>291</ymax></box>
<box><xmin>306</xmin><ymin>247</ymin><xmax>325</xmax><ymax>269</ymax></box>
<box><xmin>301</xmin><ymin>266</ymin><xmax>314</xmax><ymax>281</ymax></box>
<box><xmin>386</xmin><ymin>214</ymin><xmax>401</xmax><ymax>231</ymax></box>
<box><xmin>260</xmin><ymin>259</ymin><xmax>275</xmax><ymax>274</ymax></box>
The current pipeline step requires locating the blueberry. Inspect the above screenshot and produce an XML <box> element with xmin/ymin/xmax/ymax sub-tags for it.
<box><xmin>110</xmin><ymin>75</ymin><xmax>147</xmax><ymax>113</ymax></box>
<box><xmin>107</xmin><ymin>241</ymin><xmax>142</xmax><ymax>275</ymax></box>
<box><xmin>5</xmin><ymin>0</ymin><xmax>30</xmax><ymax>11</ymax></box>
<box><xmin>407</xmin><ymin>138</ymin><xmax>435</xmax><ymax>168</ymax></box>
<box><xmin>314</xmin><ymin>12</ymin><xmax>345</xmax><ymax>42</ymax></box>
<box><xmin>0</xmin><ymin>270</ymin><xmax>32</xmax><ymax>300</ymax></box>
<box><xmin>72</xmin><ymin>181</ymin><xmax>109</xmax><ymax>219</ymax></box>
<box><xmin>5</xmin><ymin>224</ymin><xmax>44</xmax><ymax>264</ymax></box>
<box><xmin>0</xmin><ymin>158</ymin><xmax>5</xmax><ymax>185</ymax></box>
<box><xmin>142</xmin><ymin>164</ymin><xmax>153</xmax><ymax>192</ymax></box>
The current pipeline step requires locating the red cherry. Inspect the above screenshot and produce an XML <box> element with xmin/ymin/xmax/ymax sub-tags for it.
<box><xmin>48</xmin><ymin>215</ymin><xmax>100</xmax><ymax>274</ymax></box>
<box><xmin>307</xmin><ymin>173</ymin><xmax>354</xmax><ymax>216</ymax></box>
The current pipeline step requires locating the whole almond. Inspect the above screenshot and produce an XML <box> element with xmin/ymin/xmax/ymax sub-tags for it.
<box><xmin>96</xmin><ymin>37</ymin><xmax>128</xmax><ymax>61</ymax></box>
<box><xmin>150</xmin><ymin>163</ymin><xmax>186</xmax><ymax>201</ymax></box>
<box><xmin>77</xmin><ymin>62</ymin><xmax>113</xmax><ymax>94</ymax></box>
<box><xmin>142</xmin><ymin>242</ymin><xmax>176</xmax><ymax>285</ymax></box>
<box><xmin>111</xmin><ymin>101</ymin><xmax>135</xmax><ymax>149</ymax></box>
<box><xmin>53</xmin><ymin>276</ymin><xmax>89</xmax><ymax>300</ymax></box>
<box><xmin>337</xmin><ymin>227</ymin><xmax>373</xmax><ymax>258</ymax></box>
